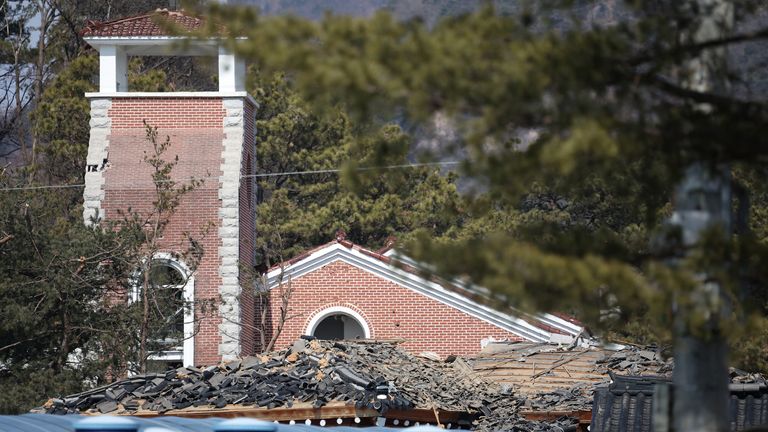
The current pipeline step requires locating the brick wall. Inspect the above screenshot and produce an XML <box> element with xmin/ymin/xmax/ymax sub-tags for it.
<box><xmin>99</xmin><ymin>96</ymin><xmax>256</xmax><ymax>365</ymax></box>
<box><xmin>262</xmin><ymin>261</ymin><xmax>524</xmax><ymax>357</ymax></box>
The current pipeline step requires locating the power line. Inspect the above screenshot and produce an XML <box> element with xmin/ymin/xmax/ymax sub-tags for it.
<box><xmin>240</xmin><ymin>161</ymin><xmax>461</xmax><ymax>179</ymax></box>
<box><xmin>0</xmin><ymin>183</ymin><xmax>88</xmax><ymax>192</ymax></box>
<box><xmin>0</xmin><ymin>161</ymin><xmax>462</xmax><ymax>192</ymax></box>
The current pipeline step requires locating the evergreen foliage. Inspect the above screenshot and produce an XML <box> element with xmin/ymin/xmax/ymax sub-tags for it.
<box><xmin>252</xmin><ymin>72</ymin><xmax>463</xmax><ymax>266</ymax></box>
<box><xmin>0</xmin><ymin>185</ymin><xmax>135</xmax><ymax>413</ymax></box>
<box><xmin>206</xmin><ymin>0</ymin><xmax>768</xmax><ymax>356</ymax></box>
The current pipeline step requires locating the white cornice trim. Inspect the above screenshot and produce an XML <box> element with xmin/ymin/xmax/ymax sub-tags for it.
<box><xmin>85</xmin><ymin>36</ymin><xmax>202</xmax><ymax>43</ymax></box>
<box><xmin>85</xmin><ymin>92</ymin><xmax>258</xmax><ymax>108</ymax></box>
<box><xmin>84</xmin><ymin>36</ymin><xmax>246</xmax><ymax>42</ymax></box>
<box><xmin>266</xmin><ymin>243</ymin><xmax>573</xmax><ymax>343</ymax></box>
<box><xmin>387</xmin><ymin>251</ymin><xmax>583</xmax><ymax>337</ymax></box>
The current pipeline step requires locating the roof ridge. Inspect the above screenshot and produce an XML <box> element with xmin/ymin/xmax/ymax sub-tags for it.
<box><xmin>80</xmin><ymin>9</ymin><xmax>206</xmax><ymax>38</ymax></box>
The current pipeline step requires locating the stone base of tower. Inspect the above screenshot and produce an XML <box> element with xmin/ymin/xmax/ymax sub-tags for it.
<box><xmin>84</xmin><ymin>92</ymin><xmax>257</xmax><ymax>365</ymax></box>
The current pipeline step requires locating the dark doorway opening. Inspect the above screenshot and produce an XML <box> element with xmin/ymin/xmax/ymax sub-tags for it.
<box><xmin>313</xmin><ymin>314</ymin><xmax>365</xmax><ymax>340</ymax></box>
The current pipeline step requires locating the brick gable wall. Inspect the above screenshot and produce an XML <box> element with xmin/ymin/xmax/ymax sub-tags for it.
<box><xmin>262</xmin><ymin>261</ymin><xmax>524</xmax><ymax>357</ymax></box>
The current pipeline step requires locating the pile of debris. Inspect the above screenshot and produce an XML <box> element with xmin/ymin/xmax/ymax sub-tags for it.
<box><xmin>475</xmin><ymin>410</ymin><xmax>580</xmax><ymax>432</ymax></box>
<box><xmin>593</xmin><ymin>346</ymin><xmax>672</xmax><ymax>377</ymax></box>
<box><xmin>35</xmin><ymin>338</ymin><xmax>584</xmax><ymax>431</ymax></box>
<box><xmin>521</xmin><ymin>383</ymin><xmax>593</xmax><ymax>412</ymax></box>
<box><xmin>730</xmin><ymin>368</ymin><xmax>768</xmax><ymax>385</ymax></box>
<box><xmin>471</xmin><ymin>387</ymin><xmax>582</xmax><ymax>432</ymax></box>
<box><xmin>39</xmin><ymin>339</ymin><xmax>488</xmax><ymax>415</ymax></box>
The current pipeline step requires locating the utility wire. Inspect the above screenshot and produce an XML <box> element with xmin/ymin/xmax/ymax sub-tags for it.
<box><xmin>240</xmin><ymin>161</ymin><xmax>461</xmax><ymax>179</ymax></box>
<box><xmin>0</xmin><ymin>183</ymin><xmax>89</xmax><ymax>192</ymax></box>
<box><xmin>0</xmin><ymin>161</ymin><xmax>462</xmax><ymax>192</ymax></box>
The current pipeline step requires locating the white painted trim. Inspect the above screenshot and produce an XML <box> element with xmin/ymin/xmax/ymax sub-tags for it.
<box><xmin>84</xmin><ymin>92</ymin><xmax>258</xmax><ymax>108</ymax></box>
<box><xmin>85</xmin><ymin>36</ymin><xmax>204</xmax><ymax>43</ymax></box>
<box><xmin>266</xmin><ymin>244</ymin><xmax>572</xmax><ymax>343</ymax></box>
<box><xmin>148</xmin><ymin>350</ymin><xmax>183</xmax><ymax>362</ymax></box>
<box><xmin>389</xmin><ymin>250</ymin><xmax>584</xmax><ymax>337</ymax></box>
<box><xmin>536</xmin><ymin>313</ymin><xmax>583</xmax><ymax>336</ymax></box>
<box><xmin>306</xmin><ymin>306</ymin><xmax>372</xmax><ymax>339</ymax></box>
<box><xmin>84</xmin><ymin>36</ymin><xmax>246</xmax><ymax>43</ymax></box>
<box><xmin>182</xmin><ymin>270</ymin><xmax>195</xmax><ymax>367</ymax></box>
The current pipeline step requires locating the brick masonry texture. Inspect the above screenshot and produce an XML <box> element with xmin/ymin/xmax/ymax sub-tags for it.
<box><xmin>263</xmin><ymin>261</ymin><xmax>524</xmax><ymax>358</ymax></box>
<box><xmin>96</xmin><ymin>96</ymin><xmax>256</xmax><ymax>366</ymax></box>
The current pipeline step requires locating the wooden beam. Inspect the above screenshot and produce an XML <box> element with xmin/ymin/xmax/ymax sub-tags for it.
<box><xmin>520</xmin><ymin>409</ymin><xmax>592</xmax><ymax>432</ymax></box>
<box><xmin>115</xmin><ymin>402</ymin><xmax>474</xmax><ymax>427</ymax></box>
<box><xmin>126</xmin><ymin>404</ymin><xmax>377</xmax><ymax>421</ymax></box>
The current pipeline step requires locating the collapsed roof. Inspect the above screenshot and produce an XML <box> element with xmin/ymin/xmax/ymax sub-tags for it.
<box><xmin>37</xmin><ymin>339</ymin><xmax>582</xmax><ymax>431</ymax></box>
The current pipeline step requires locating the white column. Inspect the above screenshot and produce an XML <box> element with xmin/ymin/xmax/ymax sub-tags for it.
<box><xmin>218</xmin><ymin>46</ymin><xmax>245</xmax><ymax>92</ymax></box>
<box><xmin>183</xmin><ymin>275</ymin><xmax>195</xmax><ymax>367</ymax></box>
<box><xmin>99</xmin><ymin>45</ymin><xmax>128</xmax><ymax>92</ymax></box>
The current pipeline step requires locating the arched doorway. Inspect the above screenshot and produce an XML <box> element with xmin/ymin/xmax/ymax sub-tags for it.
<box><xmin>306</xmin><ymin>306</ymin><xmax>371</xmax><ymax>340</ymax></box>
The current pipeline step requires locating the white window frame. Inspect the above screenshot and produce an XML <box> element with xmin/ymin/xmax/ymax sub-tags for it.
<box><xmin>305</xmin><ymin>306</ymin><xmax>371</xmax><ymax>339</ymax></box>
<box><xmin>130</xmin><ymin>253</ymin><xmax>195</xmax><ymax>367</ymax></box>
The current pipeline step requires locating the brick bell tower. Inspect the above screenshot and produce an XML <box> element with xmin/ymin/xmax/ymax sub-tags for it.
<box><xmin>81</xmin><ymin>10</ymin><xmax>256</xmax><ymax>366</ymax></box>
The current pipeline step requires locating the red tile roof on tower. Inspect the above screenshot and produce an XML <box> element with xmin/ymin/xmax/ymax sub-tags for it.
<box><xmin>80</xmin><ymin>9</ymin><xmax>206</xmax><ymax>37</ymax></box>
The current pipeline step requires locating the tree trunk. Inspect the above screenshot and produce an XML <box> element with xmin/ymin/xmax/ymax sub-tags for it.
<box><xmin>30</xmin><ymin>0</ymin><xmax>49</xmax><ymax>180</ymax></box>
<box><xmin>14</xmin><ymin>49</ymin><xmax>25</xmax><ymax>163</ymax></box>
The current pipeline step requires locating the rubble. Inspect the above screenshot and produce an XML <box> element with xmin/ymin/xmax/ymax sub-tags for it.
<box><xmin>39</xmin><ymin>339</ymin><xmax>469</xmax><ymax>415</ymax></box>
<box><xmin>730</xmin><ymin>367</ymin><xmax>768</xmax><ymax>386</ymax></box>
<box><xmin>49</xmin><ymin>338</ymin><xmax>730</xmax><ymax>430</ymax></box>
<box><xmin>521</xmin><ymin>383</ymin><xmax>593</xmax><ymax>412</ymax></box>
<box><xmin>37</xmin><ymin>338</ymin><xmax>581</xmax><ymax>430</ymax></box>
<box><xmin>471</xmin><ymin>390</ymin><xmax>582</xmax><ymax>432</ymax></box>
<box><xmin>593</xmin><ymin>346</ymin><xmax>672</xmax><ymax>377</ymax></box>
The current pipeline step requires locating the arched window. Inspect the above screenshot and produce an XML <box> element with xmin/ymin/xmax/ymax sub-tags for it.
<box><xmin>132</xmin><ymin>254</ymin><xmax>195</xmax><ymax>370</ymax></box>
<box><xmin>314</xmin><ymin>314</ymin><xmax>366</xmax><ymax>340</ymax></box>
<box><xmin>306</xmin><ymin>306</ymin><xmax>371</xmax><ymax>340</ymax></box>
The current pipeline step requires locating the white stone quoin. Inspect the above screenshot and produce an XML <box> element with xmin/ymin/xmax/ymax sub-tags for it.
<box><xmin>218</xmin><ymin>97</ymin><xmax>246</xmax><ymax>360</ymax></box>
<box><xmin>82</xmin><ymin>98</ymin><xmax>111</xmax><ymax>224</ymax></box>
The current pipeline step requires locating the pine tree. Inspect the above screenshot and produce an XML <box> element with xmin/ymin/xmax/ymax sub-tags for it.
<box><xmin>252</xmin><ymin>72</ymin><xmax>463</xmax><ymax>267</ymax></box>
